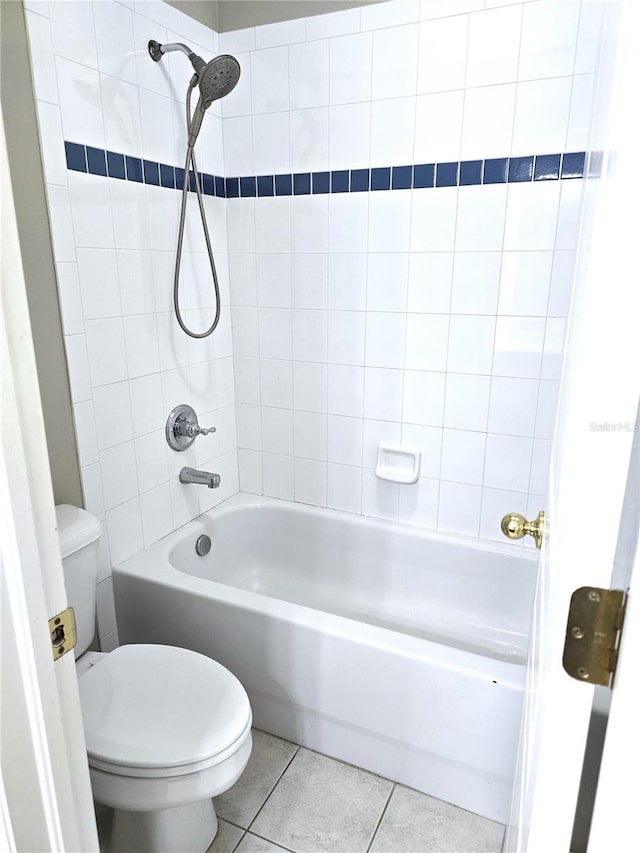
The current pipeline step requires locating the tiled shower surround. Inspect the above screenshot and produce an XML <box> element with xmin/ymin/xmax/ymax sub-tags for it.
<box><xmin>24</xmin><ymin>0</ymin><xmax>602</xmax><ymax>647</ymax></box>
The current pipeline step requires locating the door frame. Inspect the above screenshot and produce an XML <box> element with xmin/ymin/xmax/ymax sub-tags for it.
<box><xmin>1</xmin><ymin>115</ymin><xmax>98</xmax><ymax>852</ymax></box>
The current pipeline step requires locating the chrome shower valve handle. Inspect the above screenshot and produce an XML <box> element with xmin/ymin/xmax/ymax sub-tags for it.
<box><xmin>166</xmin><ymin>404</ymin><xmax>216</xmax><ymax>452</ymax></box>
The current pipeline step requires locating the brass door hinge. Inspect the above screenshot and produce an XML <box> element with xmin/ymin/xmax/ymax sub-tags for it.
<box><xmin>48</xmin><ymin>606</ymin><xmax>77</xmax><ymax>660</ymax></box>
<box><xmin>562</xmin><ymin>587</ymin><xmax>626</xmax><ymax>687</ymax></box>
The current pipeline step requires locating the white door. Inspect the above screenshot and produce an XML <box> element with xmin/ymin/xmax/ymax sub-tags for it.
<box><xmin>0</xmin><ymin>115</ymin><xmax>98</xmax><ymax>851</ymax></box>
<box><xmin>505</xmin><ymin>0</ymin><xmax>640</xmax><ymax>849</ymax></box>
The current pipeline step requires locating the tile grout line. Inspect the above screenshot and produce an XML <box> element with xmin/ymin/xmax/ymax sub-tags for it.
<box><xmin>245</xmin><ymin>743</ymin><xmax>301</xmax><ymax>834</ymax></box>
<box><xmin>365</xmin><ymin>782</ymin><xmax>396</xmax><ymax>853</ymax></box>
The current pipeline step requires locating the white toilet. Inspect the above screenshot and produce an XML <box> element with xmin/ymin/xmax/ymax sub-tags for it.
<box><xmin>56</xmin><ymin>504</ymin><xmax>252</xmax><ymax>853</ymax></box>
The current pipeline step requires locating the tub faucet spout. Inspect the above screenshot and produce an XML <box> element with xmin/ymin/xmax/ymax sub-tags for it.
<box><xmin>179</xmin><ymin>467</ymin><xmax>220</xmax><ymax>489</ymax></box>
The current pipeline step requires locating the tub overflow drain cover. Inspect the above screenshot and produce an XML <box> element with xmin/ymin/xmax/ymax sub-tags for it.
<box><xmin>195</xmin><ymin>535</ymin><xmax>212</xmax><ymax>557</ymax></box>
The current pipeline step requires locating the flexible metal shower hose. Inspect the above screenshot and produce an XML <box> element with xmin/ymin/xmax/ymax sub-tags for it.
<box><xmin>172</xmin><ymin>81</ymin><xmax>221</xmax><ymax>339</ymax></box>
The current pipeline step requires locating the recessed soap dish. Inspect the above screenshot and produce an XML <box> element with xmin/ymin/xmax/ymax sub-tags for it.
<box><xmin>375</xmin><ymin>444</ymin><xmax>422</xmax><ymax>485</ymax></box>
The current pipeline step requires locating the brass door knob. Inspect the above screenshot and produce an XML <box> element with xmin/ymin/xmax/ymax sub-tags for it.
<box><xmin>500</xmin><ymin>511</ymin><xmax>545</xmax><ymax>549</ymax></box>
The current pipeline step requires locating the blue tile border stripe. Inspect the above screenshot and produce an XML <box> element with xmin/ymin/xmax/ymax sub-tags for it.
<box><xmin>63</xmin><ymin>142</ymin><xmax>587</xmax><ymax>197</ymax></box>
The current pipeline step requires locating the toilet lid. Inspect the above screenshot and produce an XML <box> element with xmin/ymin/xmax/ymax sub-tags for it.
<box><xmin>78</xmin><ymin>645</ymin><xmax>251</xmax><ymax>772</ymax></box>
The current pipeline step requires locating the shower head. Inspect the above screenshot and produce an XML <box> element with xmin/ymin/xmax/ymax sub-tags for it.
<box><xmin>148</xmin><ymin>41</ymin><xmax>241</xmax><ymax>145</ymax></box>
<box><xmin>197</xmin><ymin>55</ymin><xmax>241</xmax><ymax>108</ymax></box>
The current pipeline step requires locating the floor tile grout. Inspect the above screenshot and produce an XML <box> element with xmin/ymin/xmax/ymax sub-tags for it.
<box><xmin>246</xmin><ymin>743</ymin><xmax>301</xmax><ymax>835</ymax></box>
<box><xmin>365</xmin><ymin>782</ymin><xmax>396</xmax><ymax>853</ymax></box>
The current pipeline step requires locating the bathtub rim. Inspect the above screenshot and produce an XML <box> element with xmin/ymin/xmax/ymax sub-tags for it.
<box><xmin>115</xmin><ymin>494</ymin><xmax>535</xmax><ymax>687</ymax></box>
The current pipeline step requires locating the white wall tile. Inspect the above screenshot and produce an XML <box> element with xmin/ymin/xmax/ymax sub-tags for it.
<box><xmin>56</xmin><ymin>57</ymin><xmax>105</xmax><ymax>148</ymax></box>
<box><xmin>291</xmin><ymin>195</ymin><xmax>329</xmax><ymax>254</ymax></box>
<box><xmin>401</xmin><ymin>424</ymin><xmax>442</xmax><ymax>479</ymax></box>
<box><xmin>461</xmin><ymin>83</ymin><xmax>516</xmax><ymax>160</ymax></box>
<box><xmin>451</xmin><ymin>252</ymin><xmax>501</xmax><ymax>315</ymax></box>
<box><xmin>93</xmin><ymin>380</ymin><xmax>133</xmax><ymax>450</ymax></box>
<box><xmin>328</xmin><ymin>463</ymin><xmax>362</xmax><ymax>514</ymax></box>
<box><xmin>294</xmin><ymin>458</ymin><xmax>327</xmax><ymax>507</ymax></box>
<box><xmin>292</xmin><ymin>254</ymin><xmax>328</xmax><ymax>310</ymax></box>
<box><xmin>440</xmin><ymin>428</ymin><xmax>486</xmax><ymax>485</ymax></box>
<box><xmin>94</xmin><ymin>0</ymin><xmax>137</xmax><ymax>83</ymax></box>
<box><xmin>329</xmin><ymin>194</ymin><xmax>369</xmax><ymax>254</ymax></box>
<box><xmin>368</xmin><ymin>192</ymin><xmax>411</xmax><ymax>253</ymax></box>
<box><xmin>140</xmin><ymin>483</ymin><xmax>173</xmax><ymax>547</ymax></box>
<box><xmin>50</xmin><ymin>0</ymin><xmax>98</xmax><ymax>68</ymax></box>
<box><xmin>420</xmin><ymin>0</ymin><xmax>483</xmax><ymax>21</ymax></box>
<box><xmin>256</xmin><ymin>254</ymin><xmax>292</xmax><ymax>308</ymax></box>
<box><xmin>134</xmin><ymin>429</ymin><xmax>169</xmax><ymax>493</ymax></box>
<box><xmin>363</xmin><ymin>368</ymin><xmax>404</xmax><ymax>421</ymax></box>
<box><xmin>511</xmin><ymin>77</ymin><xmax>573</xmax><ymax>157</ymax></box>
<box><xmin>328</xmin><ymin>415</ymin><xmax>363</xmax><ymax>466</ymax></box>
<box><xmin>418</xmin><ymin>14</ymin><xmax>468</xmax><ymax>94</ymax></box>
<box><xmin>363</xmin><ymin>419</ymin><xmax>401</xmax><ymax>468</ymax></box>
<box><xmin>498</xmin><ymin>251</ymin><xmax>553</xmax><ymax>316</ymax></box>
<box><xmin>25</xmin><ymin>11</ymin><xmax>59</xmax><ymax>104</ymax></box>
<box><xmin>405</xmin><ymin>314</ymin><xmax>449</xmax><ymax>371</ymax></box>
<box><xmin>252</xmin><ymin>112</ymin><xmax>290</xmax><ymax>174</ymax></box>
<box><xmin>371</xmin><ymin>24</ymin><xmax>419</xmax><ymax>100</ymax></box>
<box><xmin>261</xmin><ymin>407</ymin><xmax>293</xmax><ymax>455</ymax></box>
<box><xmin>263</xmin><ymin>452</ymin><xmax>294</xmax><ymax>500</ymax></box>
<box><xmin>403</xmin><ymin>370</ymin><xmax>446</xmax><ymax>426</ymax></box>
<box><xmin>410</xmin><ymin>189</ymin><xmax>457</xmax><ymax>252</ymax></box>
<box><xmin>328</xmin><ymin>311</ymin><xmax>366</xmax><ymax>366</ymax></box>
<box><xmin>504</xmin><ymin>182</ymin><xmax>561</xmax><ymax>251</ymax></box>
<box><xmin>399</xmin><ymin>477</ymin><xmax>439</xmax><ymax>528</ymax></box>
<box><xmin>290</xmin><ymin>107</ymin><xmax>329</xmax><ymax>172</ymax></box>
<box><xmin>518</xmin><ymin>0</ymin><xmax>580</xmax><ymax>82</ymax></box>
<box><xmin>260</xmin><ymin>359</ymin><xmax>293</xmax><ymax>408</ymax></box>
<box><xmin>329</xmin><ymin>102</ymin><xmax>371</xmax><ymax>170</ymax></box>
<box><xmin>465</xmin><ymin>4</ymin><xmax>522</xmax><ymax>87</ymax></box>
<box><xmin>238</xmin><ymin>448</ymin><xmax>263</xmax><ymax>493</ymax></box>
<box><xmin>259</xmin><ymin>308</ymin><xmax>292</xmax><ymax>360</ymax></box>
<box><xmin>255</xmin><ymin>197</ymin><xmax>291</xmax><ymax>254</ymax></box>
<box><xmin>493</xmin><ymin>316</ymin><xmax>545</xmax><ymax>378</ymax></box>
<box><xmin>294</xmin><ymin>411</ymin><xmax>328</xmax><ymax>461</ymax></box>
<box><xmin>306</xmin><ymin>9</ymin><xmax>361</xmax><ymax>41</ymax></box>
<box><xmin>35</xmin><ymin>101</ymin><xmax>67</xmax><ymax>185</ymax></box>
<box><xmin>362</xmin><ymin>0</ymin><xmax>420</xmax><ymax>31</ymax></box>
<box><xmin>222</xmin><ymin>52</ymin><xmax>252</xmax><ymax>118</ymax></box>
<box><xmin>251</xmin><ymin>46</ymin><xmax>289</xmax><ymax>113</ymax></box>
<box><xmin>55</xmin><ymin>263</ymin><xmax>84</xmax><ymax>334</ymax></box>
<box><xmin>329</xmin><ymin>32</ymin><xmax>372</xmax><ymax>105</ymax></box>
<box><xmin>444</xmin><ymin>373</ymin><xmax>491</xmax><ymax>431</ymax></box>
<box><xmin>414</xmin><ymin>90</ymin><xmax>464</xmax><ymax>162</ymax></box>
<box><xmin>328</xmin><ymin>254</ymin><xmax>367</xmax><ymax>311</ymax></box>
<box><xmin>47</xmin><ymin>185</ymin><xmax>76</xmax><ymax>262</ymax></box>
<box><xmin>367</xmin><ymin>253</ymin><xmax>409</xmax><ymax>312</ymax></box>
<box><xmin>68</xmin><ymin>173</ymin><xmax>114</xmax><ymax>249</ymax></box>
<box><xmin>365</xmin><ymin>313</ymin><xmax>406</xmax><ymax>369</ymax></box>
<box><xmin>100</xmin><ymin>441</ymin><xmax>139</xmax><ymax>509</ymax></box>
<box><xmin>438</xmin><ymin>481</ymin><xmax>481</xmax><ymax>536</ymax></box>
<box><xmin>223</xmin><ymin>116</ymin><xmax>254</xmax><ymax>175</ymax></box>
<box><xmin>73</xmin><ymin>401</ymin><xmax>99</xmax><ymax>466</ymax></box>
<box><xmin>407</xmin><ymin>253</ymin><xmax>453</xmax><ymax>313</ymax></box>
<box><xmin>256</xmin><ymin>18</ymin><xmax>305</xmax><ymax>50</ymax></box>
<box><xmin>76</xmin><ymin>248</ymin><xmax>121</xmax><ymax>319</ymax></box>
<box><xmin>488</xmin><ymin>376</ymin><xmax>538</xmax><ymax>437</ymax></box>
<box><xmin>447</xmin><ymin>315</ymin><xmax>496</xmax><ymax>374</ymax></box>
<box><xmin>64</xmin><ymin>334</ymin><xmax>92</xmax><ymax>403</ymax></box>
<box><xmin>293</xmin><ymin>362</ymin><xmax>327</xmax><ymax>413</ymax></box>
<box><xmin>293</xmin><ymin>309</ymin><xmax>327</xmax><ymax>363</ymax></box>
<box><xmin>82</xmin><ymin>464</ymin><xmax>105</xmax><ymax>524</ymax></box>
<box><xmin>85</xmin><ymin>318</ymin><xmax>128</xmax><ymax>386</ymax></box>
<box><xmin>219</xmin><ymin>27</ymin><xmax>256</xmax><ymax>54</ymax></box>
<box><xmin>370</xmin><ymin>97</ymin><xmax>416</xmax><ymax>169</ymax></box>
<box><xmin>289</xmin><ymin>39</ymin><xmax>329</xmax><ymax>109</ymax></box>
<box><xmin>456</xmin><ymin>185</ymin><xmax>507</xmax><ymax>252</ymax></box>
<box><xmin>484</xmin><ymin>433</ymin><xmax>533</xmax><ymax>492</ymax></box>
<box><xmin>328</xmin><ymin>364</ymin><xmax>364</xmax><ymax>417</ymax></box>
<box><xmin>362</xmin><ymin>470</ymin><xmax>399</xmax><ymax>521</ymax></box>
<box><xmin>105</xmin><ymin>496</ymin><xmax>143</xmax><ymax>564</ymax></box>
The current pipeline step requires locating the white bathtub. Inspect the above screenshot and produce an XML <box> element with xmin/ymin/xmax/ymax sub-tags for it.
<box><xmin>114</xmin><ymin>494</ymin><xmax>537</xmax><ymax>824</ymax></box>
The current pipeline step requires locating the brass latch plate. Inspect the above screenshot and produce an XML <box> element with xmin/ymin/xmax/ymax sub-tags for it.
<box><xmin>562</xmin><ymin>587</ymin><xmax>626</xmax><ymax>687</ymax></box>
<box><xmin>48</xmin><ymin>606</ymin><xmax>77</xmax><ymax>660</ymax></box>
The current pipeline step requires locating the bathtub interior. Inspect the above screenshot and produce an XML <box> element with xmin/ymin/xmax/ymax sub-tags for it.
<box><xmin>166</xmin><ymin>499</ymin><xmax>538</xmax><ymax>664</ymax></box>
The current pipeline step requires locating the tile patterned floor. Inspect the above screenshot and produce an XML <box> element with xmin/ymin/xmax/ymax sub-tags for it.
<box><xmin>208</xmin><ymin>729</ymin><xmax>505</xmax><ymax>853</ymax></box>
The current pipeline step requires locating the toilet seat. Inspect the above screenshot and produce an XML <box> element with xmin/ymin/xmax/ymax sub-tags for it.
<box><xmin>78</xmin><ymin>644</ymin><xmax>251</xmax><ymax>778</ymax></box>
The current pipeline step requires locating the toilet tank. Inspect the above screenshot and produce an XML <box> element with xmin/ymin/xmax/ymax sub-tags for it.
<box><xmin>55</xmin><ymin>505</ymin><xmax>102</xmax><ymax>658</ymax></box>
